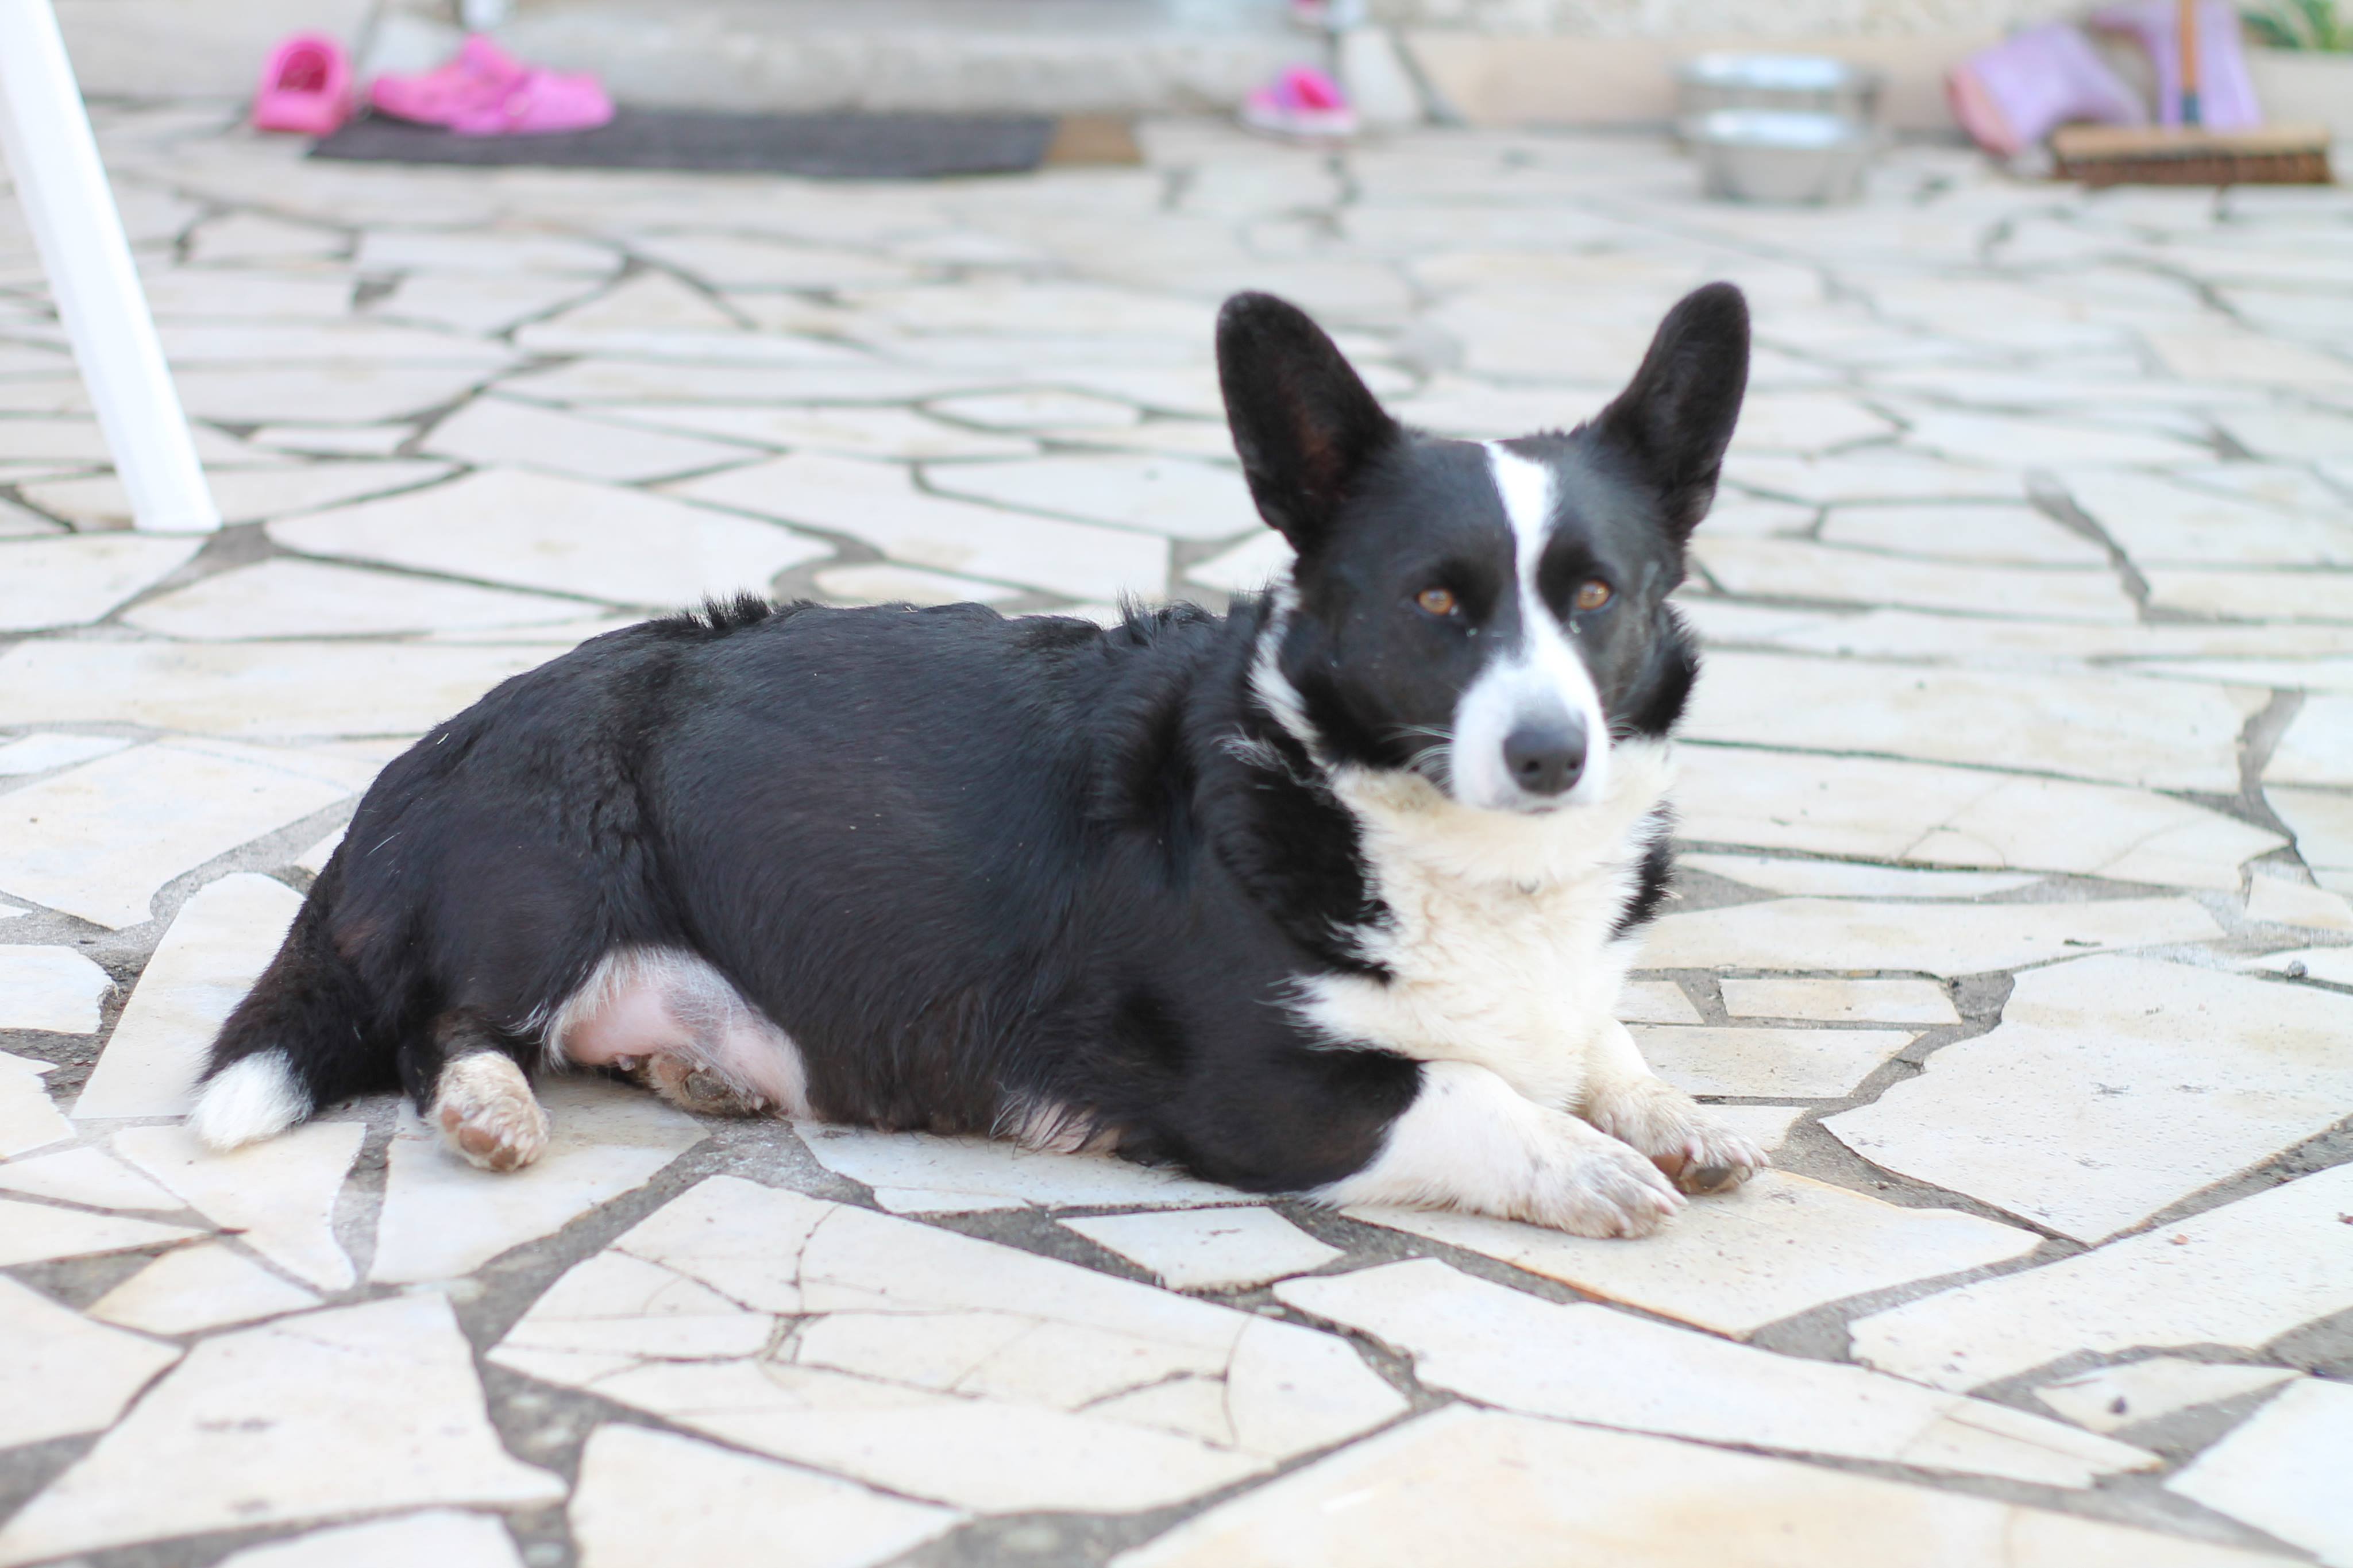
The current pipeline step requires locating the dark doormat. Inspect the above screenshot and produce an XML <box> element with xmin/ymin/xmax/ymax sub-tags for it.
<box><xmin>309</xmin><ymin>107</ymin><xmax>1133</xmax><ymax>179</ymax></box>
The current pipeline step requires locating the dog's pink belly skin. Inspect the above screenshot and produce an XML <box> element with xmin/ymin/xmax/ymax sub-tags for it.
<box><xmin>558</xmin><ymin>967</ymin><xmax>813</xmax><ymax>1116</ymax></box>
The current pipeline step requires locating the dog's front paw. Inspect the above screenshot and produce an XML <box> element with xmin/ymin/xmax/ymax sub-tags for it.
<box><xmin>1520</xmin><ymin>1118</ymin><xmax>1687</xmax><ymax>1238</ymax></box>
<box><xmin>1586</xmin><ymin>1079</ymin><xmax>1769</xmax><ymax>1196</ymax></box>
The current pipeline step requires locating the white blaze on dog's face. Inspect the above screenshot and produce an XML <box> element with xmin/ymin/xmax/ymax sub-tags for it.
<box><xmin>1217</xmin><ymin>285</ymin><xmax>1750</xmax><ymax>813</ymax></box>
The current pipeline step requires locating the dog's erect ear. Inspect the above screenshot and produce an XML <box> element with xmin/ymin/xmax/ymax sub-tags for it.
<box><xmin>1592</xmin><ymin>282</ymin><xmax>1750</xmax><ymax>542</ymax></box>
<box><xmin>1217</xmin><ymin>292</ymin><xmax>1400</xmax><ymax>554</ymax></box>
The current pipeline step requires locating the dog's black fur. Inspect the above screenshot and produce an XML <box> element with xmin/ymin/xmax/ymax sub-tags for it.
<box><xmin>199</xmin><ymin>283</ymin><xmax>1752</xmax><ymax>1215</ymax></box>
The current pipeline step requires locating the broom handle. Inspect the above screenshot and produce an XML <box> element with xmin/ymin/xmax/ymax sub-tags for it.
<box><xmin>2178</xmin><ymin>0</ymin><xmax>2202</xmax><ymax>126</ymax></box>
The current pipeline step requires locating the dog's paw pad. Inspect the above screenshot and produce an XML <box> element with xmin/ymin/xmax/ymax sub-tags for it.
<box><xmin>632</xmin><ymin>1056</ymin><xmax>772</xmax><ymax>1118</ymax></box>
<box><xmin>431</xmin><ymin>1055</ymin><xmax>550</xmax><ymax>1172</ymax></box>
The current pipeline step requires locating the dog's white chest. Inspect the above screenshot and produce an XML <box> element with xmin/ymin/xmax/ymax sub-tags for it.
<box><xmin>1290</xmin><ymin>748</ymin><xmax>1671</xmax><ymax>1108</ymax></box>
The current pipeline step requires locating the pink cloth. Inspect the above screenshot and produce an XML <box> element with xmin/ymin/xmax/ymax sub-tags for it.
<box><xmin>2092</xmin><ymin>0</ymin><xmax>2262</xmax><ymax>128</ymax></box>
<box><xmin>1947</xmin><ymin>24</ymin><xmax>2145</xmax><ymax>157</ymax></box>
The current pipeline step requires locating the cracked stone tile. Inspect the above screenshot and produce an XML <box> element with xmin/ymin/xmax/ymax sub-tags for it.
<box><xmin>1757</xmin><ymin>612</ymin><xmax>2353</xmax><ymax>667</ymax></box>
<box><xmin>2265</xmin><ymin>695</ymin><xmax>2353</xmax><ymax>789</ymax></box>
<box><xmin>1726</xmin><ymin>453</ymin><xmax>2022</xmax><ymax>504</ymax></box>
<box><xmin>498</xmin><ymin>358</ymin><xmax>994</xmax><ymax>406</ymax></box>
<box><xmin>371</xmin><ymin>1077</ymin><xmax>704</xmax><ymax>1284</ymax></box>
<box><xmin>371</xmin><ymin>271</ymin><xmax>604</xmax><ymax>336</ymax></box>
<box><xmin>0</xmin><ymin>944</ymin><xmax>111</xmax><ymax>1032</ymax></box>
<box><xmin>72</xmin><ymin>874</ymin><xmax>306</xmax><ymax>1117</ymax></box>
<box><xmin>0</xmin><ymin>1145</ymin><xmax>176</xmax><ymax>1211</ymax></box>
<box><xmin>2246</xmin><ymin>946</ymin><xmax>2353</xmax><ymax>984</ymax></box>
<box><xmin>0</xmin><ymin>738</ymin><xmax>130</xmax><ymax>780</ymax></box>
<box><xmin>115</xmin><ymin>1122</ymin><xmax>363</xmax><ymax>1292</ymax></box>
<box><xmin>0</xmin><ymin>639</ymin><xmax>549</xmax><ymax>742</ymax></box>
<box><xmin>1641</xmin><ymin>895</ymin><xmax>2221</xmax><ymax>978</ymax></box>
<box><xmin>1816</xmin><ymin>504</ymin><xmax>2111</xmax><ymax>567</ymax></box>
<box><xmin>1726</xmin><ymin>392</ymin><xmax>1899</xmax><ymax>454</ymax></box>
<box><xmin>155</xmin><ymin>323</ymin><xmax>512</xmax><ymax>373</ymax></box>
<box><xmin>671</xmin><ymin>453</ymin><xmax>1168</xmax><ymax>603</ymax></box>
<box><xmin>136</xmin><ymin>268</ymin><xmax>355</xmax><ymax>319</ymax></box>
<box><xmin>2036</xmin><ymin>1358</ymin><xmax>2297</xmax><ymax>1435</ymax></box>
<box><xmin>2246</xmin><ymin>875</ymin><xmax>2353</xmax><ymax>931</ymax></box>
<box><xmin>0</xmin><ymin>1295</ymin><xmax>564</xmax><ymax>1566</ymax></box>
<box><xmin>184</xmin><ymin>212</ymin><xmax>345</xmax><ymax>264</ymax></box>
<box><xmin>629</xmin><ymin>233</ymin><xmax>919</xmax><ymax>291</ymax></box>
<box><xmin>273</xmin><ymin>466</ymin><xmax>828</xmax><ymax>607</ymax></box>
<box><xmin>168</xmin><ymin>365</ymin><xmax>497</xmax><ymax>425</ymax></box>
<box><xmin>0</xmin><ymin>417</ymin><xmax>251</xmax><ymax>466</ymax></box>
<box><xmin>1905</xmin><ymin>411</ymin><xmax>2209</xmax><ymax>469</ymax></box>
<box><xmin>1616</xmin><ymin>979</ymin><xmax>1702</xmax><ymax>1025</ymax></box>
<box><xmin>0</xmin><ymin>1196</ymin><xmax>202</xmax><ymax>1266</ymax></box>
<box><xmin>2266</xmin><ymin>786</ymin><xmax>2353</xmax><ymax>897</ymax></box>
<box><xmin>813</xmin><ymin>563</ymin><xmax>1017</xmax><ymax>608</ymax></box>
<box><xmin>1351</xmin><ymin>1171</ymin><xmax>2039</xmax><ymax>1339</ymax></box>
<box><xmin>2216</xmin><ymin>405</ymin><xmax>2353</xmax><ymax>463</ymax></box>
<box><xmin>571</xmin><ymin>1423</ymin><xmax>959</xmax><ymax>1568</ymax></box>
<box><xmin>88</xmin><ymin>1241</ymin><xmax>321</xmax><ymax>1335</ymax></box>
<box><xmin>1280</xmin><ymin>1258</ymin><xmax>2153</xmax><ymax>1488</ymax></box>
<box><xmin>1826</xmin><ymin>955</ymin><xmax>2353</xmax><ymax>1243</ymax></box>
<box><xmin>2063</xmin><ymin>471</ymin><xmax>2353</xmax><ymax>568</ymax></box>
<box><xmin>798</xmin><ymin>1124</ymin><xmax>1249</xmax><ymax>1214</ymax></box>
<box><xmin>3</xmin><ymin>746</ymin><xmax>361</xmax><ymax>930</ymax></box>
<box><xmin>357</xmin><ymin>229</ymin><xmax>618</xmax><ymax>276</ymax></box>
<box><xmin>924</xmin><ymin>454</ymin><xmax>1258</xmax><ymax>541</ymax></box>
<box><xmin>1679</xmin><ymin>854</ymin><xmax>2041</xmax><ymax>901</ymax></box>
<box><xmin>1677</xmin><ymin>747</ymin><xmax>2285</xmax><ymax>890</ymax></box>
<box><xmin>1112</xmin><ymin>1407</ymin><xmax>2283</xmax><ymax>1568</ymax></box>
<box><xmin>0</xmin><ymin>1052</ymin><xmax>72</xmax><ymax>1158</ymax></box>
<box><xmin>1849</xmin><ymin>1163</ymin><xmax>2353</xmax><ymax>1392</ymax></box>
<box><xmin>493</xmin><ymin>1176</ymin><xmax>1405</xmax><ymax>1513</ymax></box>
<box><xmin>1704</xmin><ymin>1103</ymin><xmax>1810</xmax><ymax>1154</ymax></box>
<box><xmin>515</xmin><ymin>274</ymin><xmax>866</xmax><ymax>364</ymax></box>
<box><xmin>1635</xmin><ymin>1025</ymin><xmax>1918</xmax><ymax>1098</ymax></box>
<box><xmin>216</xmin><ymin>1511</ymin><xmax>523</xmax><ymax>1568</ymax></box>
<box><xmin>844</xmin><ymin>281</ymin><xmax>1206</xmax><ymax>341</ymax></box>
<box><xmin>929</xmin><ymin>389</ymin><xmax>1143</xmax><ymax>430</ymax></box>
<box><xmin>1692</xmin><ymin>538</ymin><xmax>2134</xmax><ymax>622</ymax></box>
<box><xmin>1718</xmin><ymin>978</ymin><xmax>1961</xmax><ymax>1026</ymax></box>
<box><xmin>0</xmin><ymin>499</ymin><xmax>64</xmax><ymax>536</ymax></box>
<box><xmin>1185</xmin><ymin>530</ymin><xmax>1291</xmax><ymax>594</ymax></box>
<box><xmin>125</xmin><ymin>558</ymin><xmax>596</xmax><ymax>641</ymax></box>
<box><xmin>2143</xmin><ymin>569</ymin><xmax>2353</xmax><ymax>623</ymax></box>
<box><xmin>2167</xmin><ymin>1377</ymin><xmax>2353</xmax><ymax>1566</ymax></box>
<box><xmin>0</xmin><ymin>1275</ymin><xmax>181</xmax><ymax>1449</ymax></box>
<box><xmin>603</xmin><ymin>402</ymin><xmax>1039</xmax><ymax>459</ymax></box>
<box><xmin>1688</xmin><ymin>653</ymin><xmax>2259</xmax><ymax>792</ymax></box>
<box><xmin>423</xmin><ymin>396</ymin><xmax>758</xmax><ymax>482</ymax></box>
<box><xmin>0</xmin><ymin>534</ymin><xmax>205</xmax><ymax>633</ymax></box>
<box><xmin>1063</xmin><ymin>1208</ymin><xmax>1343</xmax><ymax>1292</ymax></box>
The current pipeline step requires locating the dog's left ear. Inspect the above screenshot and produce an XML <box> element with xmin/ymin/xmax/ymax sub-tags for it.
<box><xmin>1217</xmin><ymin>291</ymin><xmax>1399</xmax><ymax>556</ymax></box>
<box><xmin>1593</xmin><ymin>282</ymin><xmax>1750</xmax><ymax>542</ymax></box>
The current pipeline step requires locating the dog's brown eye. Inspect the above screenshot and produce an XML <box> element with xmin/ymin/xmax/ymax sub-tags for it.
<box><xmin>1573</xmin><ymin>580</ymin><xmax>1613</xmax><ymax>612</ymax></box>
<box><xmin>1416</xmin><ymin>587</ymin><xmax>1459</xmax><ymax>617</ymax></box>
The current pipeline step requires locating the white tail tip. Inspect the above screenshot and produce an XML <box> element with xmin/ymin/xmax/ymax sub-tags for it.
<box><xmin>188</xmin><ymin>1051</ymin><xmax>310</xmax><ymax>1150</ymax></box>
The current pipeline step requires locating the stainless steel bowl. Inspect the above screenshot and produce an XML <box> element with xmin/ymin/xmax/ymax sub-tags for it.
<box><xmin>1685</xmin><ymin>109</ymin><xmax>1877</xmax><ymax>204</ymax></box>
<box><xmin>1676</xmin><ymin>53</ymin><xmax>1883</xmax><ymax>123</ymax></box>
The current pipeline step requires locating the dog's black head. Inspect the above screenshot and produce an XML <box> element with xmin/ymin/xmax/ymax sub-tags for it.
<box><xmin>1217</xmin><ymin>284</ymin><xmax>1748</xmax><ymax>814</ymax></box>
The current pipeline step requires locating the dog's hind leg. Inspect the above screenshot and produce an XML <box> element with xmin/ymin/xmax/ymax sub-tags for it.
<box><xmin>416</xmin><ymin>1013</ymin><xmax>550</xmax><ymax>1172</ymax></box>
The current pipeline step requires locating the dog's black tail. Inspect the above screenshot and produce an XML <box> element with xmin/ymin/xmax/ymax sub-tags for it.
<box><xmin>187</xmin><ymin>870</ymin><xmax>387</xmax><ymax>1150</ymax></box>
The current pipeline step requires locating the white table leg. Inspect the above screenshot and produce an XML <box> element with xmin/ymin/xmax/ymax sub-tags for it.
<box><xmin>0</xmin><ymin>0</ymin><xmax>218</xmax><ymax>532</ymax></box>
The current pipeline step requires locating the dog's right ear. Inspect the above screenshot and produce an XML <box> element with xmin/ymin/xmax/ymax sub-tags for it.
<box><xmin>1217</xmin><ymin>292</ymin><xmax>1399</xmax><ymax>555</ymax></box>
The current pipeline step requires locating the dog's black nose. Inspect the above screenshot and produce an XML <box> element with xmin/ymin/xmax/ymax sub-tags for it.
<box><xmin>1503</xmin><ymin>715</ymin><xmax>1587</xmax><ymax>797</ymax></box>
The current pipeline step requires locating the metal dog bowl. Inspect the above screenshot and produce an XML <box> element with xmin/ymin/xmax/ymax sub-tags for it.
<box><xmin>1676</xmin><ymin>53</ymin><xmax>1883</xmax><ymax>122</ymax></box>
<box><xmin>1687</xmin><ymin>109</ymin><xmax>1876</xmax><ymax>204</ymax></box>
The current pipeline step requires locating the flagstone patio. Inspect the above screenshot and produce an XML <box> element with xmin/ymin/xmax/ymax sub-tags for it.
<box><xmin>2</xmin><ymin>103</ymin><xmax>2351</xmax><ymax>1568</ymax></box>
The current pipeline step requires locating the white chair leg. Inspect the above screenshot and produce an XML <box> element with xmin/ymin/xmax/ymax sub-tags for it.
<box><xmin>0</xmin><ymin>0</ymin><xmax>218</xmax><ymax>533</ymax></box>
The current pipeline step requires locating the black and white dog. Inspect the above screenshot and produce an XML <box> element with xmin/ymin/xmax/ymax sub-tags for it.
<box><xmin>193</xmin><ymin>284</ymin><xmax>1764</xmax><ymax>1238</ymax></box>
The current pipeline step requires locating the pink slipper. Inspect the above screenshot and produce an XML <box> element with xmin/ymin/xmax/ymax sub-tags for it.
<box><xmin>368</xmin><ymin>34</ymin><xmax>523</xmax><ymax>125</ymax></box>
<box><xmin>1243</xmin><ymin>65</ymin><xmax>1358</xmax><ymax>141</ymax></box>
<box><xmin>446</xmin><ymin>68</ymin><xmax>614</xmax><ymax>136</ymax></box>
<box><xmin>1946</xmin><ymin>24</ymin><xmax>2144</xmax><ymax>157</ymax></box>
<box><xmin>253</xmin><ymin>34</ymin><xmax>353</xmax><ymax>136</ymax></box>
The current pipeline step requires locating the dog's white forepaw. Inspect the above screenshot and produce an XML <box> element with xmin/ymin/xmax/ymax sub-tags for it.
<box><xmin>431</xmin><ymin>1052</ymin><xmax>550</xmax><ymax>1172</ymax></box>
<box><xmin>1586</xmin><ymin>1078</ymin><xmax>1769</xmax><ymax>1196</ymax></box>
<box><xmin>1525</xmin><ymin>1126</ymin><xmax>1688</xmax><ymax>1238</ymax></box>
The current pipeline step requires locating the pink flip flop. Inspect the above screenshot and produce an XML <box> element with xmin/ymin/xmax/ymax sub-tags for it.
<box><xmin>253</xmin><ymin>34</ymin><xmax>353</xmax><ymax>136</ymax></box>
<box><xmin>1243</xmin><ymin>65</ymin><xmax>1358</xmax><ymax>141</ymax></box>
<box><xmin>1946</xmin><ymin>24</ymin><xmax>2144</xmax><ymax>157</ymax></box>
<box><xmin>368</xmin><ymin>34</ymin><xmax>613</xmax><ymax>136</ymax></box>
